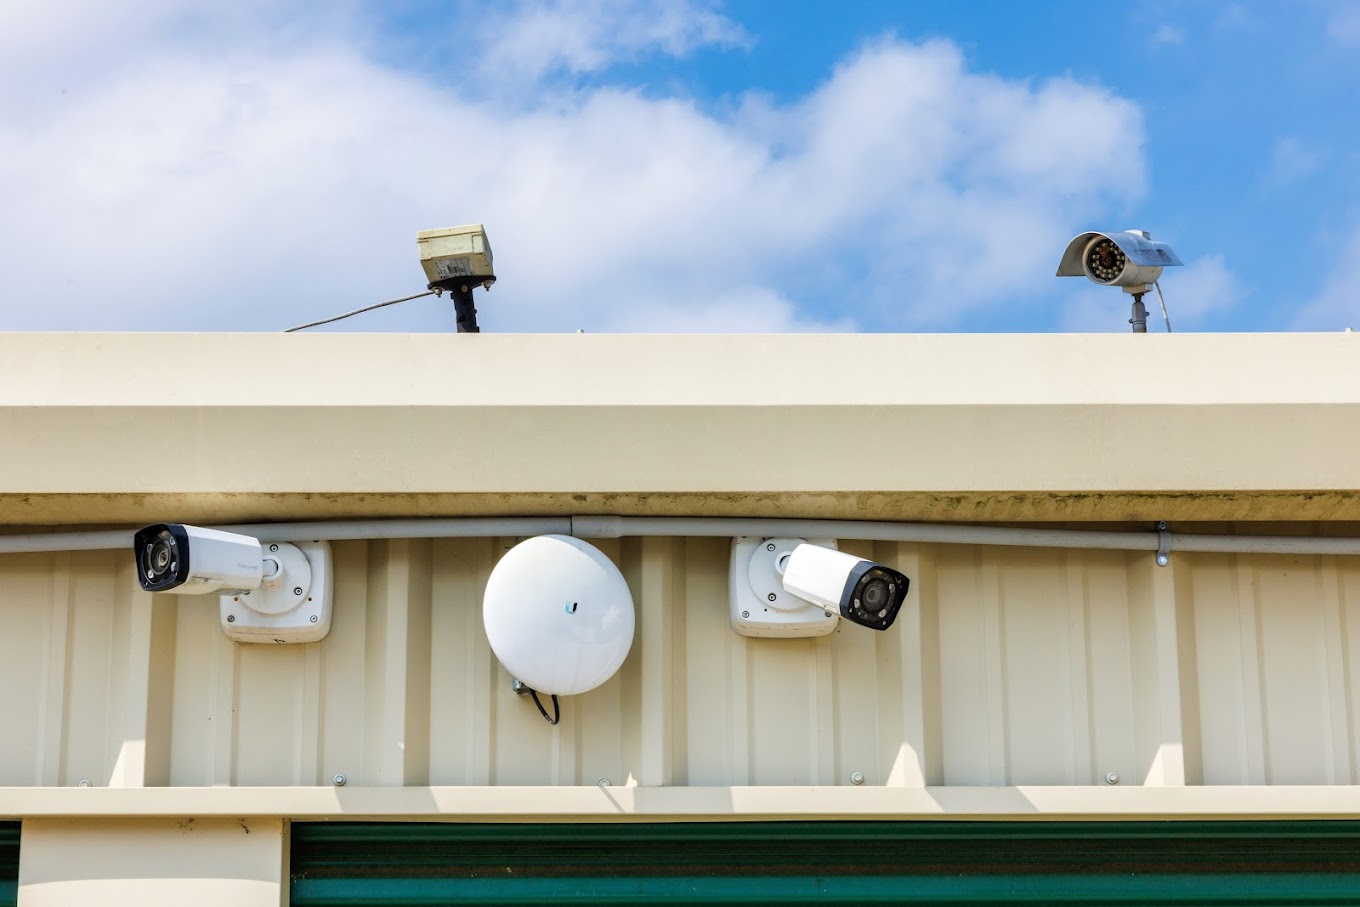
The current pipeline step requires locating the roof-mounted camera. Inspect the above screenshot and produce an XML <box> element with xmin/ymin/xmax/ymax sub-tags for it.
<box><xmin>1057</xmin><ymin>230</ymin><xmax>1184</xmax><ymax>332</ymax></box>
<box><xmin>417</xmin><ymin>224</ymin><xmax>496</xmax><ymax>333</ymax></box>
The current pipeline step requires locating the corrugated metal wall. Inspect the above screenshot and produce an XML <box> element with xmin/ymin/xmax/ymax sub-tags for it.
<box><xmin>1</xmin><ymin>535</ymin><xmax>1356</xmax><ymax>790</ymax></box>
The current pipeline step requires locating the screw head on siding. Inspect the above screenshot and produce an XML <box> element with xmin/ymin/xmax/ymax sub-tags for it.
<box><xmin>333</xmin><ymin>773</ymin><xmax>347</xmax><ymax>786</ymax></box>
<box><xmin>78</xmin><ymin>779</ymin><xmax>91</xmax><ymax>788</ymax></box>
<box><xmin>1105</xmin><ymin>771</ymin><xmax>1119</xmax><ymax>785</ymax></box>
<box><xmin>850</xmin><ymin>771</ymin><xmax>865</xmax><ymax>785</ymax></box>
<box><xmin>598</xmin><ymin>779</ymin><xmax>611</xmax><ymax>788</ymax></box>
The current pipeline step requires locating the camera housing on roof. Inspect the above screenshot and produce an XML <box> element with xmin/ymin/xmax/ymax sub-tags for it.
<box><xmin>417</xmin><ymin>224</ymin><xmax>496</xmax><ymax>333</ymax></box>
<box><xmin>417</xmin><ymin>224</ymin><xmax>494</xmax><ymax>285</ymax></box>
<box><xmin>1056</xmin><ymin>230</ymin><xmax>1182</xmax><ymax>293</ymax></box>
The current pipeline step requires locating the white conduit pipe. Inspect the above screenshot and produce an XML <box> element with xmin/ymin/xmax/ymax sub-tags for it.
<box><xmin>1</xmin><ymin>514</ymin><xmax>1359</xmax><ymax>558</ymax></box>
<box><xmin>571</xmin><ymin>517</ymin><xmax>1156</xmax><ymax>550</ymax></box>
<box><xmin>571</xmin><ymin>516</ymin><xmax>1360</xmax><ymax>557</ymax></box>
<box><xmin>215</xmin><ymin>518</ymin><xmax>572</xmax><ymax>544</ymax></box>
<box><xmin>0</xmin><ymin>529</ymin><xmax>132</xmax><ymax>554</ymax></box>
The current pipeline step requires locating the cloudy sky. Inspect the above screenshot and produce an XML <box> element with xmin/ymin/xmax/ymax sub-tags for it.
<box><xmin>2</xmin><ymin>1</ymin><xmax>1358</xmax><ymax>333</ymax></box>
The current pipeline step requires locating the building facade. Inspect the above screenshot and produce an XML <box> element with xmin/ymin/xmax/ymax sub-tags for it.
<box><xmin>2</xmin><ymin>332</ymin><xmax>1360</xmax><ymax>903</ymax></box>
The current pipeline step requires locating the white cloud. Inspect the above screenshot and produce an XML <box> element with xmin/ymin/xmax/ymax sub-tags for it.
<box><xmin>473</xmin><ymin>0</ymin><xmax>749</xmax><ymax>88</ymax></box>
<box><xmin>1292</xmin><ymin>227</ymin><xmax>1360</xmax><ymax>330</ymax></box>
<box><xmin>0</xmin><ymin>6</ymin><xmax>1146</xmax><ymax>333</ymax></box>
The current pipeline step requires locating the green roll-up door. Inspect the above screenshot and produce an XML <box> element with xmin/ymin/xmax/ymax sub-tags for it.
<box><xmin>0</xmin><ymin>824</ymin><xmax>17</xmax><ymax>906</ymax></box>
<box><xmin>292</xmin><ymin>820</ymin><xmax>1360</xmax><ymax>905</ymax></box>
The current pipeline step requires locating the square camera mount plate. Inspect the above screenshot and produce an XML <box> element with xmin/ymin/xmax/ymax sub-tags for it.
<box><xmin>220</xmin><ymin>540</ymin><xmax>332</xmax><ymax>644</ymax></box>
<box><xmin>730</xmin><ymin>536</ymin><xmax>839</xmax><ymax>638</ymax></box>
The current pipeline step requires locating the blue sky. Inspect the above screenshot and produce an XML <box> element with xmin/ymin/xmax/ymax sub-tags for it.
<box><xmin>2</xmin><ymin>1</ymin><xmax>1358</xmax><ymax>333</ymax></box>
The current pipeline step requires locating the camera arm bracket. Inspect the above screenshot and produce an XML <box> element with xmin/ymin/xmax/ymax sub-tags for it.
<box><xmin>429</xmin><ymin>276</ymin><xmax>495</xmax><ymax>333</ymax></box>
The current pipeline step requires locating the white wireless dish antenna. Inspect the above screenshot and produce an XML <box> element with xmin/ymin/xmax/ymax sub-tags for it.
<box><xmin>483</xmin><ymin>535</ymin><xmax>635</xmax><ymax>707</ymax></box>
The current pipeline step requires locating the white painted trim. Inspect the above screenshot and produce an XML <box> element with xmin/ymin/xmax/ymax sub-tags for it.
<box><xmin>4</xmin><ymin>785</ymin><xmax>1360</xmax><ymax>820</ymax></box>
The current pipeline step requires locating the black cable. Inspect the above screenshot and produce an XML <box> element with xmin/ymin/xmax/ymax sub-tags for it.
<box><xmin>283</xmin><ymin>290</ymin><xmax>436</xmax><ymax>332</ymax></box>
<box><xmin>530</xmin><ymin>689</ymin><xmax>560</xmax><ymax>726</ymax></box>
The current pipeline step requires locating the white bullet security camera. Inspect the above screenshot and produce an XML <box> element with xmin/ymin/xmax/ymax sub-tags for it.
<box><xmin>134</xmin><ymin>523</ymin><xmax>263</xmax><ymax>594</ymax></box>
<box><xmin>781</xmin><ymin>543</ymin><xmax>909</xmax><ymax>631</ymax></box>
<box><xmin>729</xmin><ymin>537</ymin><xmax>910</xmax><ymax>637</ymax></box>
<box><xmin>1056</xmin><ymin>230</ymin><xmax>1182</xmax><ymax>293</ymax></box>
<box><xmin>134</xmin><ymin>524</ymin><xmax>334</xmax><ymax>644</ymax></box>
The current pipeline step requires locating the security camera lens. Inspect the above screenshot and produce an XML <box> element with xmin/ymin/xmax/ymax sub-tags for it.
<box><xmin>842</xmin><ymin>564</ymin><xmax>909</xmax><ymax>631</ymax></box>
<box><xmin>133</xmin><ymin>523</ymin><xmax>191</xmax><ymax>593</ymax></box>
<box><xmin>142</xmin><ymin>532</ymin><xmax>177</xmax><ymax>581</ymax></box>
<box><xmin>1086</xmin><ymin>238</ymin><xmax>1126</xmax><ymax>283</ymax></box>
<box><xmin>862</xmin><ymin>577</ymin><xmax>889</xmax><ymax>610</ymax></box>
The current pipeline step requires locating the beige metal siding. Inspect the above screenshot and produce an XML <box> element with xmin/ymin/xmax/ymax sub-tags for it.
<box><xmin>3</xmin><ymin>532</ymin><xmax>1357</xmax><ymax>792</ymax></box>
<box><xmin>0</xmin><ymin>551</ymin><xmax>159</xmax><ymax>789</ymax></box>
<box><xmin>1184</xmin><ymin>552</ymin><xmax>1359</xmax><ymax>785</ymax></box>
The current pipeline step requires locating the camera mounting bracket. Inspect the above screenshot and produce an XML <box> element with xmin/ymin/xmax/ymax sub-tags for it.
<box><xmin>729</xmin><ymin>536</ymin><xmax>840</xmax><ymax>638</ymax></box>
<box><xmin>220</xmin><ymin>540</ymin><xmax>333</xmax><ymax>644</ymax></box>
<box><xmin>429</xmin><ymin>276</ymin><xmax>495</xmax><ymax>333</ymax></box>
